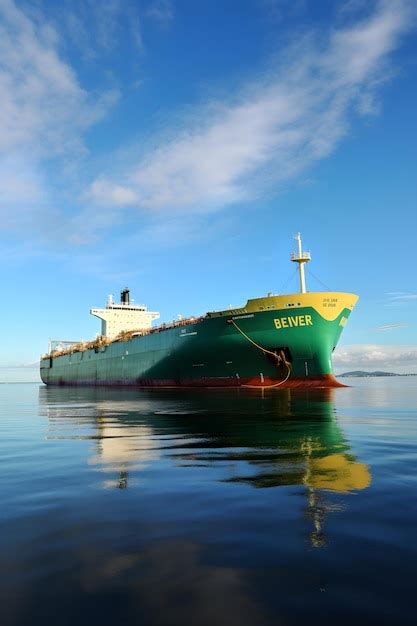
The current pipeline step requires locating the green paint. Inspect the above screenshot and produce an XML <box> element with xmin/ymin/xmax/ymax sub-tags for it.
<box><xmin>40</xmin><ymin>304</ymin><xmax>352</xmax><ymax>386</ymax></box>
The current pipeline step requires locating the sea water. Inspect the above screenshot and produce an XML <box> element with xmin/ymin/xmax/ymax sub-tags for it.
<box><xmin>0</xmin><ymin>378</ymin><xmax>416</xmax><ymax>625</ymax></box>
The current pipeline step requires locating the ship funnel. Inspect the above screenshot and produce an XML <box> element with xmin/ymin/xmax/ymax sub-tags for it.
<box><xmin>120</xmin><ymin>288</ymin><xmax>130</xmax><ymax>305</ymax></box>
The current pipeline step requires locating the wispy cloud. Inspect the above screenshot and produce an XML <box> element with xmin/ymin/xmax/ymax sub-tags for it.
<box><xmin>48</xmin><ymin>0</ymin><xmax>144</xmax><ymax>60</ymax></box>
<box><xmin>385</xmin><ymin>292</ymin><xmax>417</xmax><ymax>306</ymax></box>
<box><xmin>87</xmin><ymin>0</ymin><xmax>416</xmax><ymax>226</ymax></box>
<box><xmin>0</xmin><ymin>0</ymin><xmax>119</xmax><ymax>240</ymax></box>
<box><xmin>1</xmin><ymin>0</ymin><xmax>416</xmax><ymax>249</ymax></box>
<box><xmin>334</xmin><ymin>343</ymin><xmax>417</xmax><ymax>372</ymax></box>
<box><xmin>386</xmin><ymin>292</ymin><xmax>417</xmax><ymax>300</ymax></box>
<box><xmin>374</xmin><ymin>323</ymin><xmax>408</xmax><ymax>331</ymax></box>
<box><xmin>0</xmin><ymin>0</ymin><xmax>117</xmax><ymax>158</ymax></box>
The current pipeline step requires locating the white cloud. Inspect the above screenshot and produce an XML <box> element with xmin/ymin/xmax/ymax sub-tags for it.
<box><xmin>0</xmin><ymin>0</ymin><xmax>120</xmax><ymax>239</ymax></box>
<box><xmin>49</xmin><ymin>0</ymin><xmax>144</xmax><ymax>60</ymax></box>
<box><xmin>88</xmin><ymin>179</ymin><xmax>139</xmax><ymax>207</ymax></box>
<box><xmin>0</xmin><ymin>0</ymin><xmax>117</xmax><ymax>157</ymax></box>
<box><xmin>334</xmin><ymin>343</ymin><xmax>417</xmax><ymax>373</ymax></box>
<box><xmin>0</xmin><ymin>0</ymin><xmax>415</xmax><ymax>248</ymax></box>
<box><xmin>0</xmin><ymin>155</ymin><xmax>44</xmax><ymax>206</ymax></box>
<box><xmin>88</xmin><ymin>0</ymin><xmax>416</xmax><ymax>220</ymax></box>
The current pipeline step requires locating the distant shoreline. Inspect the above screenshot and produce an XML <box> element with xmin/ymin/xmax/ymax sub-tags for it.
<box><xmin>338</xmin><ymin>371</ymin><xmax>417</xmax><ymax>378</ymax></box>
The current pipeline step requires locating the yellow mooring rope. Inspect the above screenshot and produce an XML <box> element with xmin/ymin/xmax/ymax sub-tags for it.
<box><xmin>228</xmin><ymin>319</ymin><xmax>292</xmax><ymax>388</ymax></box>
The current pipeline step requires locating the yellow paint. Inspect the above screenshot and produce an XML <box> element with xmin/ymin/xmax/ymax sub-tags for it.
<box><xmin>306</xmin><ymin>453</ymin><xmax>371</xmax><ymax>492</ymax></box>
<box><xmin>274</xmin><ymin>314</ymin><xmax>313</xmax><ymax>329</ymax></box>
<box><xmin>212</xmin><ymin>292</ymin><xmax>359</xmax><ymax>322</ymax></box>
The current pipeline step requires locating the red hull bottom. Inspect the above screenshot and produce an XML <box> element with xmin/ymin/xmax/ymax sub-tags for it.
<box><xmin>50</xmin><ymin>374</ymin><xmax>345</xmax><ymax>389</ymax></box>
<box><xmin>240</xmin><ymin>374</ymin><xmax>345</xmax><ymax>388</ymax></box>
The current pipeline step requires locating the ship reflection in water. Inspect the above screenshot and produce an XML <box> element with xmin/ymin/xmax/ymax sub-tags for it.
<box><xmin>41</xmin><ymin>386</ymin><xmax>370</xmax><ymax>550</ymax></box>
<box><xmin>6</xmin><ymin>380</ymin><xmax>417</xmax><ymax>626</ymax></box>
<box><xmin>89</xmin><ymin>418</ymin><xmax>160</xmax><ymax>490</ymax></box>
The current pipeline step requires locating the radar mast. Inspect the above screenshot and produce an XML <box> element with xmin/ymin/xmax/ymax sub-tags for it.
<box><xmin>291</xmin><ymin>232</ymin><xmax>311</xmax><ymax>294</ymax></box>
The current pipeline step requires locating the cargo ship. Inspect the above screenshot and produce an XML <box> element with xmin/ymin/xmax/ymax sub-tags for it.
<box><xmin>40</xmin><ymin>234</ymin><xmax>358</xmax><ymax>388</ymax></box>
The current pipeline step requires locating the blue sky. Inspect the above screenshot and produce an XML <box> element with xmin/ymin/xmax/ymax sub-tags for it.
<box><xmin>1</xmin><ymin>0</ymin><xmax>416</xmax><ymax>381</ymax></box>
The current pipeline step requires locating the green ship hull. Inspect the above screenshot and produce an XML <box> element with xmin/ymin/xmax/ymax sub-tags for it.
<box><xmin>40</xmin><ymin>291</ymin><xmax>358</xmax><ymax>388</ymax></box>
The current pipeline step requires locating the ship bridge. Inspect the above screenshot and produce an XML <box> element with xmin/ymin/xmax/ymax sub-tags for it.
<box><xmin>91</xmin><ymin>288</ymin><xmax>160</xmax><ymax>339</ymax></box>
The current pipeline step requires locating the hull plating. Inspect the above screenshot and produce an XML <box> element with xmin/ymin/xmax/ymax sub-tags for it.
<box><xmin>40</xmin><ymin>300</ymin><xmax>354</xmax><ymax>389</ymax></box>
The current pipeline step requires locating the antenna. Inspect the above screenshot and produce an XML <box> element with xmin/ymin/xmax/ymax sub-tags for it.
<box><xmin>290</xmin><ymin>232</ymin><xmax>311</xmax><ymax>293</ymax></box>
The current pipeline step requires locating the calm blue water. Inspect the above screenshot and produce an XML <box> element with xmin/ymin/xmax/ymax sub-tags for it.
<box><xmin>1</xmin><ymin>379</ymin><xmax>416</xmax><ymax>625</ymax></box>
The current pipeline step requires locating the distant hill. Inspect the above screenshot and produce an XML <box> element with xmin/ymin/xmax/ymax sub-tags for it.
<box><xmin>338</xmin><ymin>370</ymin><xmax>399</xmax><ymax>377</ymax></box>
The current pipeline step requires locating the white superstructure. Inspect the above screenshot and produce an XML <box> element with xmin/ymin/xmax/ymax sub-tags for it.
<box><xmin>91</xmin><ymin>288</ymin><xmax>160</xmax><ymax>339</ymax></box>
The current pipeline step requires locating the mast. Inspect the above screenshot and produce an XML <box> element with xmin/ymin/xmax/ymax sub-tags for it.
<box><xmin>291</xmin><ymin>232</ymin><xmax>311</xmax><ymax>294</ymax></box>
